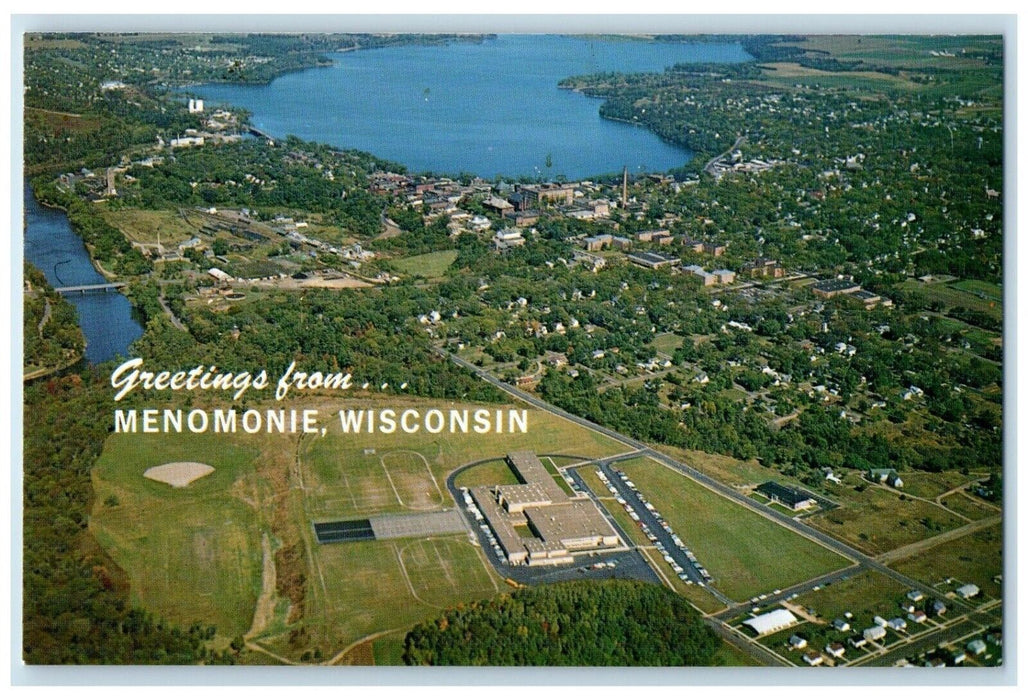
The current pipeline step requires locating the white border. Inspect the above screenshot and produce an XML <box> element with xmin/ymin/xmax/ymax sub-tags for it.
<box><xmin>5</xmin><ymin>7</ymin><xmax>1022</xmax><ymax>693</ymax></box>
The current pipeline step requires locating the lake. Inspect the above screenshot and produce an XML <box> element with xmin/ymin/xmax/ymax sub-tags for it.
<box><xmin>192</xmin><ymin>35</ymin><xmax>752</xmax><ymax>179</ymax></box>
<box><xmin>23</xmin><ymin>184</ymin><xmax>143</xmax><ymax>364</ymax></box>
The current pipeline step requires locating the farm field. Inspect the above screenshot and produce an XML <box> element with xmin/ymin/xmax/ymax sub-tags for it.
<box><xmin>615</xmin><ymin>456</ymin><xmax>850</xmax><ymax>602</ymax></box>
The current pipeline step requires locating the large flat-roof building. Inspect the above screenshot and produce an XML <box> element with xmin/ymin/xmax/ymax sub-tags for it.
<box><xmin>755</xmin><ymin>481</ymin><xmax>818</xmax><ymax>510</ymax></box>
<box><xmin>811</xmin><ymin>278</ymin><xmax>861</xmax><ymax>298</ymax></box>
<box><xmin>627</xmin><ymin>251</ymin><xmax>680</xmax><ymax>269</ymax></box>
<box><xmin>470</xmin><ymin>451</ymin><xmax>621</xmax><ymax>566</ymax></box>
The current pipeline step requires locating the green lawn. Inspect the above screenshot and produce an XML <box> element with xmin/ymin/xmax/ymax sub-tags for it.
<box><xmin>616</xmin><ymin>456</ymin><xmax>850</xmax><ymax>602</ymax></box>
<box><xmin>90</xmin><ymin>395</ymin><xmax>627</xmax><ymax>663</ymax></box>
<box><xmin>649</xmin><ymin>332</ymin><xmax>685</xmax><ymax>355</ymax></box>
<box><xmin>392</xmin><ymin>249</ymin><xmax>458</xmax><ymax>278</ymax></box>
<box><xmin>91</xmin><ymin>431</ymin><xmax>265</xmax><ymax>641</ymax></box>
<box><xmin>452</xmin><ymin>459</ymin><xmax>520</xmax><ymax>489</ymax></box>
<box><xmin>949</xmin><ymin>279</ymin><xmax>1003</xmax><ymax>302</ymax></box>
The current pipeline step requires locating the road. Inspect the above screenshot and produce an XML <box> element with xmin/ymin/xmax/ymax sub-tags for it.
<box><xmin>437</xmin><ymin>347</ymin><xmax>1000</xmax><ymax>627</ymax></box>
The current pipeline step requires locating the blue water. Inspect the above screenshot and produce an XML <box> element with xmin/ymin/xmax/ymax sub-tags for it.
<box><xmin>23</xmin><ymin>184</ymin><xmax>143</xmax><ymax>364</ymax></box>
<box><xmin>193</xmin><ymin>35</ymin><xmax>751</xmax><ymax>179</ymax></box>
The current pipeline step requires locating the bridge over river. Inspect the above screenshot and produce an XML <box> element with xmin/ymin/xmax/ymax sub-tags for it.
<box><xmin>55</xmin><ymin>282</ymin><xmax>127</xmax><ymax>294</ymax></box>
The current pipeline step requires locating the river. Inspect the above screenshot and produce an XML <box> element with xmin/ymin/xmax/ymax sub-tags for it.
<box><xmin>23</xmin><ymin>184</ymin><xmax>143</xmax><ymax>364</ymax></box>
<box><xmin>192</xmin><ymin>35</ymin><xmax>752</xmax><ymax>179</ymax></box>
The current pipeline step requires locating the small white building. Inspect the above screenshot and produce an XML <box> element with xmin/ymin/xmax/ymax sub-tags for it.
<box><xmin>967</xmin><ymin>639</ymin><xmax>987</xmax><ymax>656</ymax></box>
<box><xmin>825</xmin><ymin>642</ymin><xmax>846</xmax><ymax>659</ymax></box>
<box><xmin>802</xmin><ymin>651</ymin><xmax>825</xmax><ymax>666</ymax></box>
<box><xmin>864</xmin><ymin>626</ymin><xmax>887</xmax><ymax>642</ymax></box>
<box><xmin>956</xmin><ymin>583</ymin><xmax>980</xmax><ymax>599</ymax></box>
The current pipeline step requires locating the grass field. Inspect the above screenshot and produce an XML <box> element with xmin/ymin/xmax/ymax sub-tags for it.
<box><xmin>950</xmin><ymin>279</ymin><xmax>1003</xmax><ymax>302</ymax></box>
<box><xmin>806</xmin><ymin>483</ymin><xmax>967</xmax><ymax>556</ymax></box>
<box><xmin>890</xmin><ymin>522</ymin><xmax>1003</xmax><ymax>599</ymax></box>
<box><xmin>392</xmin><ymin>249</ymin><xmax>458</xmax><ymax>278</ymax></box>
<box><xmin>102</xmin><ymin>208</ymin><xmax>197</xmax><ymax>246</ymax></box>
<box><xmin>649</xmin><ymin>332</ymin><xmax>685</xmax><ymax>355</ymax></box>
<box><xmin>91</xmin><ymin>431</ymin><xmax>264</xmax><ymax>641</ymax></box>
<box><xmin>793</xmin><ymin>570</ymin><xmax>909</xmax><ymax>626</ymax></box>
<box><xmin>900</xmin><ymin>279</ymin><xmax>1002</xmax><ymax>322</ymax></box>
<box><xmin>452</xmin><ymin>458</ymin><xmax>520</xmax><ymax>489</ymax></box>
<box><xmin>898</xmin><ymin>471</ymin><xmax>978</xmax><ymax>500</ymax></box>
<box><xmin>938</xmin><ymin>492</ymin><xmax>997</xmax><ymax>521</ymax></box>
<box><xmin>398</xmin><ymin>536</ymin><xmax>499</xmax><ymax>607</ymax></box>
<box><xmin>91</xmin><ymin>394</ymin><xmax>627</xmax><ymax>662</ymax></box>
<box><xmin>616</xmin><ymin>457</ymin><xmax>850</xmax><ymax>602</ymax></box>
<box><xmin>302</xmin><ymin>397</ymin><xmax>625</xmax><ymax>521</ymax></box>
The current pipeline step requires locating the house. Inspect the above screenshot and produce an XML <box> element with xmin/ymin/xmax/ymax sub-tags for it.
<box><xmin>848</xmin><ymin>636</ymin><xmax>868</xmax><ymax>649</ymax></box>
<box><xmin>863</xmin><ymin>626</ymin><xmax>887</xmax><ymax>642</ymax></box>
<box><xmin>833</xmin><ymin>619</ymin><xmax>851</xmax><ymax>632</ymax></box>
<box><xmin>951</xmin><ymin>651</ymin><xmax>967</xmax><ymax>665</ymax></box>
<box><xmin>802</xmin><ymin>651</ymin><xmax>825</xmax><ymax>667</ymax></box>
<box><xmin>931</xmin><ymin>600</ymin><xmax>947</xmax><ymax>616</ymax></box>
<box><xmin>493</xmin><ymin>228</ymin><xmax>526</xmax><ymax>251</ymax></box>
<box><xmin>908</xmin><ymin>610</ymin><xmax>927</xmax><ymax>624</ymax></box>
<box><xmin>967</xmin><ymin>639</ymin><xmax>987</xmax><ymax>656</ymax></box>
<box><xmin>789</xmin><ymin>635</ymin><xmax>807</xmax><ymax>650</ymax></box>
<box><xmin>888</xmin><ymin>617</ymin><xmax>907</xmax><ymax>631</ymax></box>
<box><xmin>907</xmin><ymin>590</ymin><xmax>925</xmax><ymax>603</ymax></box>
<box><xmin>867</xmin><ymin>468</ymin><xmax>904</xmax><ymax>489</ymax></box>
<box><xmin>956</xmin><ymin>583</ymin><xmax>980</xmax><ymax>599</ymax></box>
<box><xmin>825</xmin><ymin>642</ymin><xmax>846</xmax><ymax>659</ymax></box>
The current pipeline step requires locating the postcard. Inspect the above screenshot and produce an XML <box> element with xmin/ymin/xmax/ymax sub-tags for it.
<box><xmin>17</xmin><ymin>17</ymin><xmax>1009</xmax><ymax>680</ymax></box>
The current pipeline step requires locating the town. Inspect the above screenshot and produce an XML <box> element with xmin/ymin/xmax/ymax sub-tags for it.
<box><xmin>23</xmin><ymin>32</ymin><xmax>1003</xmax><ymax>670</ymax></box>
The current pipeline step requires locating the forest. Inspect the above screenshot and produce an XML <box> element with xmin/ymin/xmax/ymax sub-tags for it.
<box><xmin>402</xmin><ymin>579</ymin><xmax>721</xmax><ymax>666</ymax></box>
<box><xmin>23</xmin><ymin>371</ymin><xmax>233</xmax><ymax>663</ymax></box>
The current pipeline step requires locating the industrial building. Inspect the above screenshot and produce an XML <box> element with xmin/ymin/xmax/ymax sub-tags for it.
<box><xmin>811</xmin><ymin>278</ymin><xmax>862</xmax><ymax>298</ymax></box>
<box><xmin>627</xmin><ymin>251</ymin><xmax>680</xmax><ymax>269</ymax></box>
<box><xmin>755</xmin><ymin>481</ymin><xmax>818</xmax><ymax>510</ymax></box>
<box><xmin>469</xmin><ymin>451</ymin><xmax>621</xmax><ymax>566</ymax></box>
